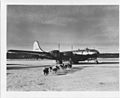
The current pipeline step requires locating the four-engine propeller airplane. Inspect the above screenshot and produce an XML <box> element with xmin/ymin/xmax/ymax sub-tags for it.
<box><xmin>7</xmin><ymin>41</ymin><xmax>100</xmax><ymax>64</ymax></box>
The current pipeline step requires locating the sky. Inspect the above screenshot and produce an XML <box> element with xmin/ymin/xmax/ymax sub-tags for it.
<box><xmin>7</xmin><ymin>5</ymin><xmax>119</xmax><ymax>53</ymax></box>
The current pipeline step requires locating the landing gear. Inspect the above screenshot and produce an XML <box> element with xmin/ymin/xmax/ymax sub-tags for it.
<box><xmin>95</xmin><ymin>59</ymin><xmax>99</xmax><ymax>64</ymax></box>
<box><xmin>68</xmin><ymin>58</ymin><xmax>72</xmax><ymax>68</ymax></box>
<box><xmin>56</xmin><ymin>59</ymin><xmax>63</xmax><ymax>64</ymax></box>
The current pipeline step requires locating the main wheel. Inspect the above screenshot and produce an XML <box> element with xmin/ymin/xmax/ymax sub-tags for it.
<box><xmin>96</xmin><ymin>60</ymin><xmax>99</xmax><ymax>64</ymax></box>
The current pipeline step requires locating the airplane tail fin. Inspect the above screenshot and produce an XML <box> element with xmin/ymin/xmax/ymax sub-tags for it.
<box><xmin>33</xmin><ymin>41</ymin><xmax>45</xmax><ymax>52</ymax></box>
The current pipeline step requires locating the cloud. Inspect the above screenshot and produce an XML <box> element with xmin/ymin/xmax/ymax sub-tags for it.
<box><xmin>7</xmin><ymin>5</ymin><xmax>119</xmax><ymax>52</ymax></box>
<box><xmin>42</xmin><ymin>17</ymin><xmax>77</xmax><ymax>26</ymax></box>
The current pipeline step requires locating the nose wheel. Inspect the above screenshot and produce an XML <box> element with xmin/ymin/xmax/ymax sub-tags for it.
<box><xmin>95</xmin><ymin>59</ymin><xmax>99</xmax><ymax>64</ymax></box>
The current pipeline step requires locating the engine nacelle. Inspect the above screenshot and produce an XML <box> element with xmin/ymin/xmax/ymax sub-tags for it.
<box><xmin>50</xmin><ymin>50</ymin><xmax>61</xmax><ymax>59</ymax></box>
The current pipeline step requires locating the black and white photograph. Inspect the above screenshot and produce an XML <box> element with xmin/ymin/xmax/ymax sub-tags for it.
<box><xmin>6</xmin><ymin>5</ymin><xmax>119</xmax><ymax>91</ymax></box>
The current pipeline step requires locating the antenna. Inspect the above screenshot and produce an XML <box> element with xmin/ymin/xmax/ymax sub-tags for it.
<box><xmin>58</xmin><ymin>43</ymin><xmax>60</xmax><ymax>51</ymax></box>
<box><xmin>71</xmin><ymin>44</ymin><xmax>73</xmax><ymax>51</ymax></box>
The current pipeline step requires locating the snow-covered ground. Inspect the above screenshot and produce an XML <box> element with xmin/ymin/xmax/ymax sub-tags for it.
<box><xmin>7</xmin><ymin>58</ymin><xmax>119</xmax><ymax>91</ymax></box>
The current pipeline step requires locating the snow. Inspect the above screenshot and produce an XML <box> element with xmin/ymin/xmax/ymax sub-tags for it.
<box><xmin>7</xmin><ymin>58</ymin><xmax>119</xmax><ymax>91</ymax></box>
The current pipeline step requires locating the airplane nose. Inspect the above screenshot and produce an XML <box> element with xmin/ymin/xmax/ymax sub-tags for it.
<box><xmin>96</xmin><ymin>50</ymin><xmax>100</xmax><ymax>55</ymax></box>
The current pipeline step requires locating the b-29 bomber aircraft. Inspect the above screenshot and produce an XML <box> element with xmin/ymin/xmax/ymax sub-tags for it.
<box><xmin>7</xmin><ymin>41</ymin><xmax>100</xmax><ymax>64</ymax></box>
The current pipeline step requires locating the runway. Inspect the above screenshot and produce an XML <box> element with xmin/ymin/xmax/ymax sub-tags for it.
<box><xmin>7</xmin><ymin>58</ymin><xmax>119</xmax><ymax>91</ymax></box>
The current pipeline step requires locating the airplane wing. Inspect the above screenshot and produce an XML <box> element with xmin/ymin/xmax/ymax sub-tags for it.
<box><xmin>7</xmin><ymin>50</ymin><xmax>55</xmax><ymax>59</ymax></box>
<box><xmin>7</xmin><ymin>41</ymin><xmax>58</xmax><ymax>60</ymax></box>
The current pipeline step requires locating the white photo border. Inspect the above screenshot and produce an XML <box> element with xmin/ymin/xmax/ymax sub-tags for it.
<box><xmin>1</xmin><ymin>0</ymin><xmax>120</xmax><ymax>98</ymax></box>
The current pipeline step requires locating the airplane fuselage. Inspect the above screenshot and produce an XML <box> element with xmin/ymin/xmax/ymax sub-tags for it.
<box><xmin>7</xmin><ymin>41</ymin><xmax>100</xmax><ymax>63</ymax></box>
<box><xmin>7</xmin><ymin>49</ymin><xmax>99</xmax><ymax>63</ymax></box>
<box><xmin>61</xmin><ymin>49</ymin><xmax>99</xmax><ymax>63</ymax></box>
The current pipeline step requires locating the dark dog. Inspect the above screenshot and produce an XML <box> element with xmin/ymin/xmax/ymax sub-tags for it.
<box><xmin>56</xmin><ymin>65</ymin><xmax>60</xmax><ymax>70</ymax></box>
<box><xmin>52</xmin><ymin>67</ymin><xmax>58</xmax><ymax>73</ymax></box>
<box><xmin>60</xmin><ymin>64</ymin><xmax>65</xmax><ymax>69</ymax></box>
<box><xmin>49</xmin><ymin>66</ymin><xmax>53</xmax><ymax>72</ymax></box>
<box><xmin>52</xmin><ymin>65</ymin><xmax>60</xmax><ymax>73</ymax></box>
<box><xmin>43</xmin><ymin>67</ymin><xmax>49</xmax><ymax>75</ymax></box>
